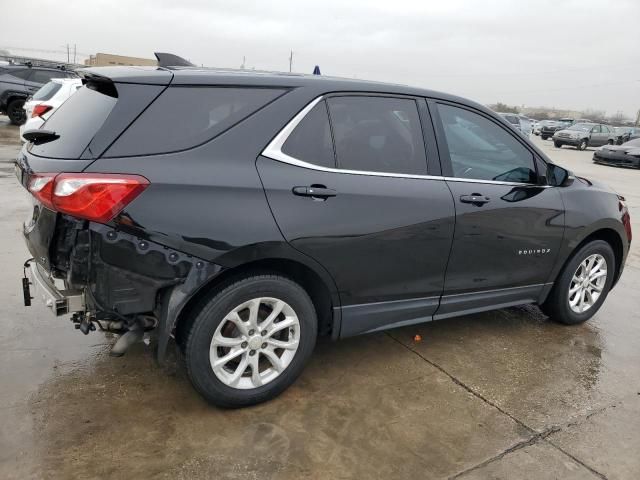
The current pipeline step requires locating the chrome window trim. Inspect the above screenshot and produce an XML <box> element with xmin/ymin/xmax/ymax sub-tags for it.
<box><xmin>261</xmin><ymin>95</ymin><xmax>550</xmax><ymax>188</ymax></box>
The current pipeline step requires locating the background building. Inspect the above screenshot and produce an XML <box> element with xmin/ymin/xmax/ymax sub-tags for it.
<box><xmin>84</xmin><ymin>53</ymin><xmax>157</xmax><ymax>67</ymax></box>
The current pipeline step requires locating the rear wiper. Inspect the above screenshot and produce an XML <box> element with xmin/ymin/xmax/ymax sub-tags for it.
<box><xmin>22</xmin><ymin>129</ymin><xmax>59</xmax><ymax>145</ymax></box>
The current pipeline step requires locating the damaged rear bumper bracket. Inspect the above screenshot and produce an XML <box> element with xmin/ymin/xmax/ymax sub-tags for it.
<box><xmin>89</xmin><ymin>224</ymin><xmax>222</xmax><ymax>363</ymax></box>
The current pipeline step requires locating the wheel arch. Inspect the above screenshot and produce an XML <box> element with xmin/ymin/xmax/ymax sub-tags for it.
<box><xmin>173</xmin><ymin>256</ymin><xmax>340</xmax><ymax>353</ymax></box>
<box><xmin>575</xmin><ymin>228</ymin><xmax>625</xmax><ymax>286</ymax></box>
<box><xmin>548</xmin><ymin>227</ymin><xmax>625</xmax><ymax>296</ymax></box>
<box><xmin>1</xmin><ymin>90</ymin><xmax>28</xmax><ymax>106</ymax></box>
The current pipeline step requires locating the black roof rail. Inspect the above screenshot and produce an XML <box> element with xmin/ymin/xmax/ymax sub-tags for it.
<box><xmin>154</xmin><ymin>52</ymin><xmax>195</xmax><ymax>68</ymax></box>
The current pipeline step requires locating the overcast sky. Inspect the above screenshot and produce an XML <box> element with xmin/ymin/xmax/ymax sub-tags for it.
<box><xmin>4</xmin><ymin>0</ymin><xmax>640</xmax><ymax>117</ymax></box>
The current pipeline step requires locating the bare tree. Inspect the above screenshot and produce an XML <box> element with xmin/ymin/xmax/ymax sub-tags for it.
<box><xmin>488</xmin><ymin>102</ymin><xmax>519</xmax><ymax>114</ymax></box>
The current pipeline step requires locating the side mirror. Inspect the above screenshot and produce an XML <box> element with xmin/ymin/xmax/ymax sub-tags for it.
<box><xmin>546</xmin><ymin>163</ymin><xmax>574</xmax><ymax>187</ymax></box>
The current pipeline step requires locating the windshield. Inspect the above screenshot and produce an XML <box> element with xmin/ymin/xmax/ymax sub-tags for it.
<box><xmin>567</xmin><ymin>123</ymin><xmax>592</xmax><ymax>132</ymax></box>
<box><xmin>623</xmin><ymin>138</ymin><xmax>640</xmax><ymax>147</ymax></box>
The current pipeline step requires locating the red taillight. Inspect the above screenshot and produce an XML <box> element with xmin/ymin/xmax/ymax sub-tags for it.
<box><xmin>32</xmin><ymin>104</ymin><xmax>53</xmax><ymax>118</ymax></box>
<box><xmin>27</xmin><ymin>174</ymin><xmax>56</xmax><ymax>209</ymax></box>
<box><xmin>26</xmin><ymin>173</ymin><xmax>149</xmax><ymax>223</ymax></box>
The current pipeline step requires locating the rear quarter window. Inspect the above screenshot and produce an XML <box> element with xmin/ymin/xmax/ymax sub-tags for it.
<box><xmin>106</xmin><ymin>86</ymin><xmax>285</xmax><ymax>157</ymax></box>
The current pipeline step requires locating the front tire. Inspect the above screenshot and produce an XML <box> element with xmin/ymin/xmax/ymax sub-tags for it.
<box><xmin>554</xmin><ymin>140</ymin><xmax>562</xmax><ymax>148</ymax></box>
<box><xmin>7</xmin><ymin>99</ymin><xmax>26</xmax><ymax>125</ymax></box>
<box><xmin>184</xmin><ymin>275</ymin><xmax>317</xmax><ymax>408</ymax></box>
<box><xmin>541</xmin><ymin>240</ymin><xmax>615</xmax><ymax>325</ymax></box>
<box><xmin>541</xmin><ymin>135</ymin><xmax>548</xmax><ymax>140</ymax></box>
<box><xmin>577</xmin><ymin>139</ymin><xmax>588</xmax><ymax>151</ymax></box>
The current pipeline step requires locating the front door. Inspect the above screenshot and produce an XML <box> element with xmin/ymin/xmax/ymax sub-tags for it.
<box><xmin>258</xmin><ymin>95</ymin><xmax>455</xmax><ymax>336</ymax></box>
<box><xmin>432</xmin><ymin>102</ymin><xmax>565</xmax><ymax>318</ymax></box>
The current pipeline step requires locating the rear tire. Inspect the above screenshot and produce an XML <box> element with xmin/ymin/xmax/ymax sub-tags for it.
<box><xmin>184</xmin><ymin>275</ymin><xmax>317</xmax><ymax>408</ymax></box>
<box><xmin>607</xmin><ymin>139</ymin><xmax>614</xmax><ymax>145</ymax></box>
<box><xmin>541</xmin><ymin>240</ymin><xmax>615</xmax><ymax>325</ymax></box>
<box><xmin>7</xmin><ymin>99</ymin><xmax>26</xmax><ymax>125</ymax></box>
<box><xmin>577</xmin><ymin>139</ymin><xmax>588</xmax><ymax>151</ymax></box>
<box><xmin>541</xmin><ymin>135</ymin><xmax>548</xmax><ymax>140</ymax></box>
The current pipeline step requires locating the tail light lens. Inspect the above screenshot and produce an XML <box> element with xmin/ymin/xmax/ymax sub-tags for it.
<box><xmin>26</xmin><ymin>173</ymin><xmax>149</xmax><ymax>223</ymax></box>
<box><xmin>32</xmin><ymin>104</ymin><xmax>53</xmax><ymax>118</ymax></box>
<box><xmin>27</xmin><ymin>174</ymin><xmax>56</xmax><ymax>209</ymax></box>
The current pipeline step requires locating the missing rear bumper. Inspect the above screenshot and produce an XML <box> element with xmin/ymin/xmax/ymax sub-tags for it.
<box><xmin>24</xmin><ymin>261</ymin><xmax>85</xmax><ymax>316</ymax></box>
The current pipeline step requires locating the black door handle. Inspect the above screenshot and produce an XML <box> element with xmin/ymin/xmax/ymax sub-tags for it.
<box><xmin>292</xmin><ymin>186</ymin><xmax>337</xmax><ymax>199</ymax></box>
<box><xmin>460</xmin><ymin>194</ymin><xmax>490</xmax><ymax>206</ymax></box>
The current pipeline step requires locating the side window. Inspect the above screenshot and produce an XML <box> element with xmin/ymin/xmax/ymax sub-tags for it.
<box><xmin>28</xmin><ymin>70</ymin><xmax>57</xmax><ymax>84</ymax></box>
<box><xmin>437</xmin><ymin>104</ymin><xmax>536</xmax><ymax>184</ymax></box>
<box><xmin>327</xmin><ymin>96</ymin><xmax>427</xmax><ymax>175</ymax></box>
<box><xmin>107</xmin><ymin>87</ymin><xmax>285</xmax><ymax>157</ymax></box>
<box><xmin>601</xmin><ymin>125</ymin><xmax>609</xmax><ymax>134</ymax></box>
<box><xmin>282</xmin><ymin>101</ymin><xmax>335</xmax><ymax>168</ymax></box>
<box><xmin>9</xmin><ymin>69</ymin><xmax>31</xmax><ymax>80</ymax></box>
<box><xmin>591</xmin><ymin>125</ymin><xmax>601</xmax><ymax>133</ymax></box>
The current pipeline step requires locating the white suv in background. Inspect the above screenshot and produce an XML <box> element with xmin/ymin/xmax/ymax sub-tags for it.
<box><xmin>20</xmin><ymin>78</ymin><xmax>82</xmax><ymax>141</ymax></box>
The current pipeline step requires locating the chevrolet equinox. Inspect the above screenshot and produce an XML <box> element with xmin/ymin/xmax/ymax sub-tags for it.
<box><xmin>17</xmin><ymin>65</ymin><xmax>631</xmax><ymax>407</ymax></box>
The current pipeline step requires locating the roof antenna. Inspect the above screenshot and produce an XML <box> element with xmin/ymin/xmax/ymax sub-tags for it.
<box><xmin>154</xmin><ymin>52</ymin><xmax>195</xmax><ymax>68</ymax></box>
<box><xmin>313</xmin><ymin>65</ymin><xmax>321</xmax><ymax>75</ymax></box>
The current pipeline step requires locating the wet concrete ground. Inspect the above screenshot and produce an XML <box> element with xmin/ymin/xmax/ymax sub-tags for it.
<box><xmin>0</xmin><ymin>116</ymin><xmax>639</xmax><ymax>479</ymax></box>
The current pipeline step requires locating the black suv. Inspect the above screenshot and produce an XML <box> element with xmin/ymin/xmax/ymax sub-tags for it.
<box><xmin>0</xmin><ymin>64</ymin><xmax>76</xmax><ymax>124</ymax></box>
<box><xmin>540</xmin><ymin>119</ymin><xmax>571</xmax><ymax>140</ymax></box>
<box><xmin>17</xmin><ymin>67</ymin><xmax>631</xmax><ymax>407</ymax></box>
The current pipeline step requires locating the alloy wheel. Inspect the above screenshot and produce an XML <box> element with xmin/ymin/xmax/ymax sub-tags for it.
<box><xmin>209</xmin><ymin>297</ymin><xmax>300</xmax><ymax>389</ymax></box>
<box><xmin>568</xmin><ymin>254</ymin><xmax>607</xmax><ymax>314</ymax></box>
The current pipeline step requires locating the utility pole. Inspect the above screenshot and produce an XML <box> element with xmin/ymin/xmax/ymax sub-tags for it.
<box><xmin>66</xmin><ymin>44</ymin><xmax>70</xmax><ymax>63</ymax></box>
<box><xmin>289</xmin><ymin>50</ymin><xmax>293</xmax><ymax>73</ymax></box>
<box><xmin>73</xmin><ymin>44</ymin><xmax>76</xmax><ymax>64</ymax></box>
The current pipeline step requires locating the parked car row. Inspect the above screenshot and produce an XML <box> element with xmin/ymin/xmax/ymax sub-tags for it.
<box><xmin>0</xmin><ymin>64</ymin><xmax>77</xmax><ymax>125</ymax></box>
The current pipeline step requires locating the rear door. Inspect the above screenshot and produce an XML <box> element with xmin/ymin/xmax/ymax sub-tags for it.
<box><xmin>258</xmin><ymin>94</ymin><xmax>455</xmax><ymax>337</ymax></box>
<box><xmin>590</xmin><ymin>124</ymin><xmax>603</xmax><ymax>146</ymax></box>
<box><xmin>431</xmin><ymin>101</ymin><xmax>565</xmax><ymax>318</ymax></box>
<box><xmin>600</xmin><ymin>125</ymin><xmax>612</xmax><ymax>145</ymax></box>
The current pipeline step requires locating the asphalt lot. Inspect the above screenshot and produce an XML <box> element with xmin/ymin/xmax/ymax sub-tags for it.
<box><xmin>0</xmin><ymin>117</ymin><xmax>638</xmax><ymax>480</ymax></box>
